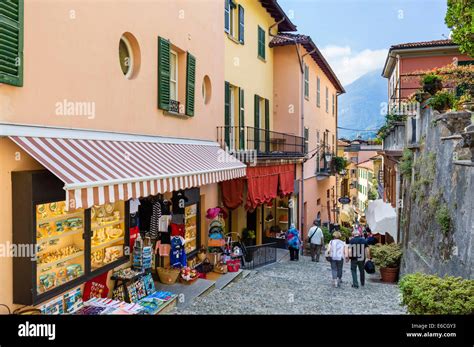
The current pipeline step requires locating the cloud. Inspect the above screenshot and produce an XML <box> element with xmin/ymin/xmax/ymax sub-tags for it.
<box><xmin>320</xmin><ymin>45</ymin><xmax>388</xmax><ymax>86</ymax></box>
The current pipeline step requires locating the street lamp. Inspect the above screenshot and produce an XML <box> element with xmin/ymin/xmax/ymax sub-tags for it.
<box><xmin>324</xmin><ymin>150</ymin><xmax>332</xmax><ymax>164</ymax></box>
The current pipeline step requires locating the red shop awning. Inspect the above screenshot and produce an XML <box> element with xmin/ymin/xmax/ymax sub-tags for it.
<box><xmin>245</xmin><ymin>164</ymin><xmax>295</xmax><ymax>210</ymax></box>
<box><xmin>5</xmin><ymin>125</ymin><xmax>246</xmax><ymax>209</ymax></box>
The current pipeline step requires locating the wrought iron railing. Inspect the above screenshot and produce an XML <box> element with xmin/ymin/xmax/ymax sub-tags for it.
<box><xmin>216</xmin><ymin>126</ymin><xmax>305</xmax><ymax>159</ymax></box>
<box><xmin>242</xmin><ymin>242</ymin><xmax>277</xmax><ymax>269</ymax></box>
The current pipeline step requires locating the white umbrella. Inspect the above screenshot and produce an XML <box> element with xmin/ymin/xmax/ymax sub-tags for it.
<box><xmin>366</xmin><ymin>199</ymin><xmax>398</xmax><ymax>242</ymax></box>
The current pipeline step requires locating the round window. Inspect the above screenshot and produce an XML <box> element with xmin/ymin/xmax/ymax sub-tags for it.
<box><xmin>202</xmin><ymin>75</ymin><xmax>212</xmax><ymax>105</ymax></box>
<box><xmin>118</xmin><ymin>33</ymin><xmax>140</xmax><ymax>79</ymax></box>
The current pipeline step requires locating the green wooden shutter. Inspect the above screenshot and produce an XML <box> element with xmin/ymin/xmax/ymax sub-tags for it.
<box><xmin>0</xmin><ymin>0</ymin><xmax>23</xmax><ymax>87</ymax></box>
<box><xmin>224</xmin><ymin>82</ymin><xmax>231</xmax><ymax>147</ymax></box>
<box><xmin>238</xmin><ymin>5</ymin><xmax>244</xmax><ymax>43</ymax></box>
<box><xmin>254</xmin><ymin>94</ymin><xmax>260</xmax><ymax>151</ymax></box>
<box><xmin>158</xmin><ymin>37</ymin><xmax>170</xmax><ymax>110</ymax></box>
<box><xmin>258</xmin><ymin>26</ymin><xmax>265</xmax><ymax>59</ymax></box>
<box><xmin>264</xmin><ymin>98</ymin><xmax>270</xmax><ymax>153</ymax></box>
<box><xmin>224</xmin><ymin>0</ymin><xmax>230</xmax><ymax>33</ymax></box>
<box><xmin>185</xmin><ymin>52</ymin><xmax>196</xmax><ymax>116</ymax></box>
<box><xmin>239</xmin><ymin>88</ymin><xmax>245</xmax><ymax>150</ymax></box>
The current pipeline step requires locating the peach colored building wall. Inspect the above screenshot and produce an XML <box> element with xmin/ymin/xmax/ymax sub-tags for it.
<box><xmin>391</xmin><ymin>52</ymin><xmax>471</xmax><ymax>100</ymax></box>
<box><xmin>273</xmin><ymin>44</ymin><xmax>339</xmax><ymax>234</ymax></box>
<box><xmin>0</xmin><ymin>0</ymin><xmax>222</xmax><ymax>310</ymax></box>
<box><xmin>0</xmin><ymin>0</ymin><xmax>224</xmax><ymax>141</ymax></box>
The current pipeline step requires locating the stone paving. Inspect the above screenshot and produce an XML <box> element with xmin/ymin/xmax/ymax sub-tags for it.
<box><xmin>173</xmin><ymin>254</ymin><xmax>406</xmax><ymax>314</ymax></box>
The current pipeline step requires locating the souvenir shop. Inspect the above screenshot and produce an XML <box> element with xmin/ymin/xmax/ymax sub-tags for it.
<box><xmin>7</xmin><ymin>127</ymin><xmax>246</xmax><ymax>314</ymax></box>
<box><xmin>220</xmin><ymin>164</ymin><xmax>298</xmax><ymax>249</ymax></box>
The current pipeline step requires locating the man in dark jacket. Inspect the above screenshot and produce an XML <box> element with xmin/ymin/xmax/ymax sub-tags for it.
<box><xmin>348</xmin><ymin>231</ymin><xmax>370</xmax><ymax>288</ymax></box>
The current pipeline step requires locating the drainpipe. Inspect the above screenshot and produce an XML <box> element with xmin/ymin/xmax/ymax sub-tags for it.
<box><xmin>269</xmin><ymin>21</ymin><xmax>316</xmax><ymax>251</ymax></box>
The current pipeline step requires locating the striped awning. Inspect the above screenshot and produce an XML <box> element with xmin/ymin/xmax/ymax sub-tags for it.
<box><xmin>9</xmin><ymin>133</ymin><xmax>246</xmax><ymax>209</ymax></box>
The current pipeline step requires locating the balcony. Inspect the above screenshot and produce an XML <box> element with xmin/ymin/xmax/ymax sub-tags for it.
<box><xmin>315</xmin><ymin>147</ymin><xmax>335</xmax><ymax>179</ymax></box>
<box><xmin>216</xmin><ymin>126</ymin><xmax>305</xmax><ymax>161</ymax></box>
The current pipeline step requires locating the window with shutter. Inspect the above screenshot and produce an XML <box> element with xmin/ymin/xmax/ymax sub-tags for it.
<box><xmin>257</xmin><ymin>26</ymin><xmax>265</xmax><ymax>60</ymax></box>
<box><xmin>239</xmin><ymin>88</ymin><xmax>245</xmax><ymax>149</ymax></box>
<box><xmin>264</xmin><ymin>98</ymin><xmax>270</xmax><ymax>152</ymax></box>
<box><xmin>0</xmin><ymin>0</ymin><xmax>23</xmax><ymax>87</ymax></box>
<box><xmin>316</xmin><ymin>77</ymin><xmax>320</xmax><ymax>107</ymax></box>
<box><xmin>224</xmin><ymin>82</ymin><xmax>231</xmax><ymax>147</ymax></box>
<box><xmin>224</xmin><ymin>0</ymin><xmax>230</xmax><ymax>33</ymax></box>
<box><xmin>158</xmin><ymin>37</ymin><xmax>171</xmax><ymax>110</ymax></box>
<box><xmin>325</xmin><ymin>86</ymin><xmax>329</xmax><ymax>113</ymax></box>
<box><xmin>238</xmin><ymin>5</ymin><xmax>244</xmax><ymax>44</ymax></box>
<box><xmin>254</xmin><ymin>94</ymin><xmax>260</xmax><ymax>150</ymax></box>
<box><xmin>186</xmin><ymin>52</ymin><xmax>196</xmax><ymax>116</ymax></box>
<box><xmin>304</xmin><ymin>65</ymin><xmax>309</xmax><ymax>99</ymax></box>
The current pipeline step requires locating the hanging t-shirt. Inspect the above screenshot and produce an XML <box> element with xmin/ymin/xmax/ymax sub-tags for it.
<box><xmin>159</xmin><ymin>200</ymin><xmax>172</xmax><ymax>215</ymax></box>
<box><xmin>148</xmin><ymin>200</ymin><xmax>162</xmax><ymax>240</ymax></box>
<box><xmin>129</xmin><ymin>198</ymin><xmax>141</xmax><ymax>214</ymax></box>
<box><xmin>138</xmin><ymin>199</ymin><xmax>153</xmax><ymax>233</ymax></box>
<box><xmin>170</xmin><ymin>236</ymin><xmax>187</xmax><ymax>267</ymax></box>
<box><xmin>172</xmin><ymin>191</ymin><xmax>188</xmax><ymax>215</ymax></box>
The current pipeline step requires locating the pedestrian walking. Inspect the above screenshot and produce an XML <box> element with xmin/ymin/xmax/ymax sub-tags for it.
<box><xmin>286</xmin><ymin>225</ymin><xmax>301</xmax><ymax>261</ymax></box>
<box><xmin>348</xmin><ymin>230</ymin><xmax>370</xmax><ymax>288</ymax></box>
<box><xmin>325</xmin><ymin>231</ymin><xmax>346</xmax><ymax>287</ymax></box>
<box><xmin>307</xmin><ymin>220</ymin><xmax>324</xmax><ymax>262</ymax></box>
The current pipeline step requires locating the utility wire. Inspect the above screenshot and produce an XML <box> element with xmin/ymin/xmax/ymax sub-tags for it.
<box><xmin>337</xmin><ymin>126</ymin><xmax>380</xmax><ymax>132</ymax></box>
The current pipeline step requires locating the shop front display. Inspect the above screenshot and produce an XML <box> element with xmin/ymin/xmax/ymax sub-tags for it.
<box><xmin>13</xmin><ymin>170</ymin><xmax>129</xmax><ymax>306</ymax></box>
<box><xmin>36</xmin><ymin>201</ymin><xmax>85</xmax><ymax>295</ymax></box>
<box><xmin>263</xmin><ymin>195</ymin><xmax>294</xmax><ymax>248</ymax></box>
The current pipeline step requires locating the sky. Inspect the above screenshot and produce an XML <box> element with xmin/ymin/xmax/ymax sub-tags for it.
<box><xmin>278</xmin><ymin>0</ymin><xmax>451</xmax><ymax>86</ymax></box>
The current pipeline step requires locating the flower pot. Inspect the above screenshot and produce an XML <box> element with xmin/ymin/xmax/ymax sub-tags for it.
<box><xmin>380</xmin><ymin>266</ymin><xmax>399</xmax><ymax>283</ymax></box>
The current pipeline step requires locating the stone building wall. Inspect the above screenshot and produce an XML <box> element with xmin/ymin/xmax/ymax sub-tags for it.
<box><xmin>400</xmin><ymin>107</ymin><xmax>473</xmax><ymax>278</ymax></box>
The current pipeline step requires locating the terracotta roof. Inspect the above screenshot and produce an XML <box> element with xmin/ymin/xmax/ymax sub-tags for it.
<box><xmin>382</xmin><ymin>39</ymin><xmax>461</xmax><ymax>77</ymax></box>
<box><xmin>259</xmin><ymin>0</ymin><xmax>297</xmax><ymax>32</ymax></box>
<box><xmin>389</xmin><ymin>39</ymin><xmax>457</xmax><ymax>50</ymax></box>
<box><xmin>270</xmin><ymin>33</ymin><xmax>345</xmax><ymax>93</ymax></box>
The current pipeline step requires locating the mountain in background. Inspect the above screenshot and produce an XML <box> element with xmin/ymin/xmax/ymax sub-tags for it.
<box><xmin>338</xmin><ymin>70</ymin><xmax>387</xmax><ymax>140</ymax></box>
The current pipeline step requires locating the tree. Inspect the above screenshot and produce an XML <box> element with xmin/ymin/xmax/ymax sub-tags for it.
<box><xmin>445</xmin><ymin>0</ymin><xmax>474</xmax><ymax>56</ymax></box>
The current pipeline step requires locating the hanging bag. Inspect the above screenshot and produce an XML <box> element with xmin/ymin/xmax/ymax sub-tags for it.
<box><xmin>364</xmin><ymin>259</ymin><xmax>376</xmax><ymax>274</ymax></box>
<box><xmin>325</xmin><ymin>240</ymin><xmax>332</xmax><ymax>262</ymax></box>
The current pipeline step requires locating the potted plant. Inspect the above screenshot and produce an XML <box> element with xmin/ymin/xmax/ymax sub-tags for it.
<box><xmin>370</xmin><ymin>243</ymin><xmax>402</xmax><ymax>283</ymax></box>
<box><xmin>422</xmin><ymin>73</ymin><xmax>443</xmax><ymax>95</ymax></box>
<box><xmin>428</xmin><ymin>91</ymin><xmax>456</xmax><ymax>112</ymax></box>
<box><xmin>242</xmin><ymin>228</ymin><xmax>256</xmax><ymax>246</ymax></box>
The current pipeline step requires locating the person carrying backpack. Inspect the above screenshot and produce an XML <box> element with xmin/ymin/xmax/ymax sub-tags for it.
<box><xmin>307</xmin><ymin>220</ymin><xmax>324</xmax><ymax>262</ymax></box>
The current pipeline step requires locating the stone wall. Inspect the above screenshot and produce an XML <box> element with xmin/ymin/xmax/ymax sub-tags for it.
<box><xmin>400</xmin><ymin>107</ymin><xmax>473</xmax><ymax>278</ymax></box>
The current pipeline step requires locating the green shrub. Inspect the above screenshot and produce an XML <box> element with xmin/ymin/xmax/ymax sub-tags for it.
<box><xmin>370</xmin><ymin>243</ymin><xmax>402</xmax><ymax>268</ymax></box>
<box><xmin>435</xmin><ymin>204</ymin><xmax>451</xmax><ymax>235</ymax></box>
<box><xmin>400</xmin><ymin>149</ymin><xmax>413</xmax><ymax>176</ymax></box>
<box><xmin>322</xmin><ymin>227</ymin><xmax>331</xmax><ymax>244</ymax></box>
<box><xmin>399</xmin><ymin>273</ymin><xmax>474</xmax><ymax>314</ymax></box>
<box><xmin>422</xmin><ymin>73</ymin><xmax>443</xmax><ymax>95</ymax></box>
<box><xmin>428</xmin><ymin>91</ymin><xmax>456</xmax><ymax>112</ymax></box>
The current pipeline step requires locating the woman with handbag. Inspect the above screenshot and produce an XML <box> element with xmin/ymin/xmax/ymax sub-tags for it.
<box><xmin>285</xmin><ymin>225</ymin><xmax>302</xmax><ymax>261</ymax></box>
<box><xmin>325</xmin><ymin>231</ymin><xmax>346</xmax><ymax>288</ymax></box>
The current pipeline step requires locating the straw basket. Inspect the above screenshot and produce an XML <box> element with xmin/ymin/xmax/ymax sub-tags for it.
<box><xmin>157</xmin><ymin>267</ymin><xmax>180</xmax><ymax>284</ymax></box>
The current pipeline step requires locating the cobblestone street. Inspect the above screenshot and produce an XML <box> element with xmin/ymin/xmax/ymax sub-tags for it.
<box><xmin>175</xmin><ymin>254</ymin><xmax>406</xmax><ymax>314</ymax></box>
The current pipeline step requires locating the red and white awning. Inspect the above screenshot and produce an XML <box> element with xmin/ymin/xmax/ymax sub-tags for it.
<box><xmin>7</xmin><ymin>127</ymin><xmax>246</xmax><ymax>209</ymax></box>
